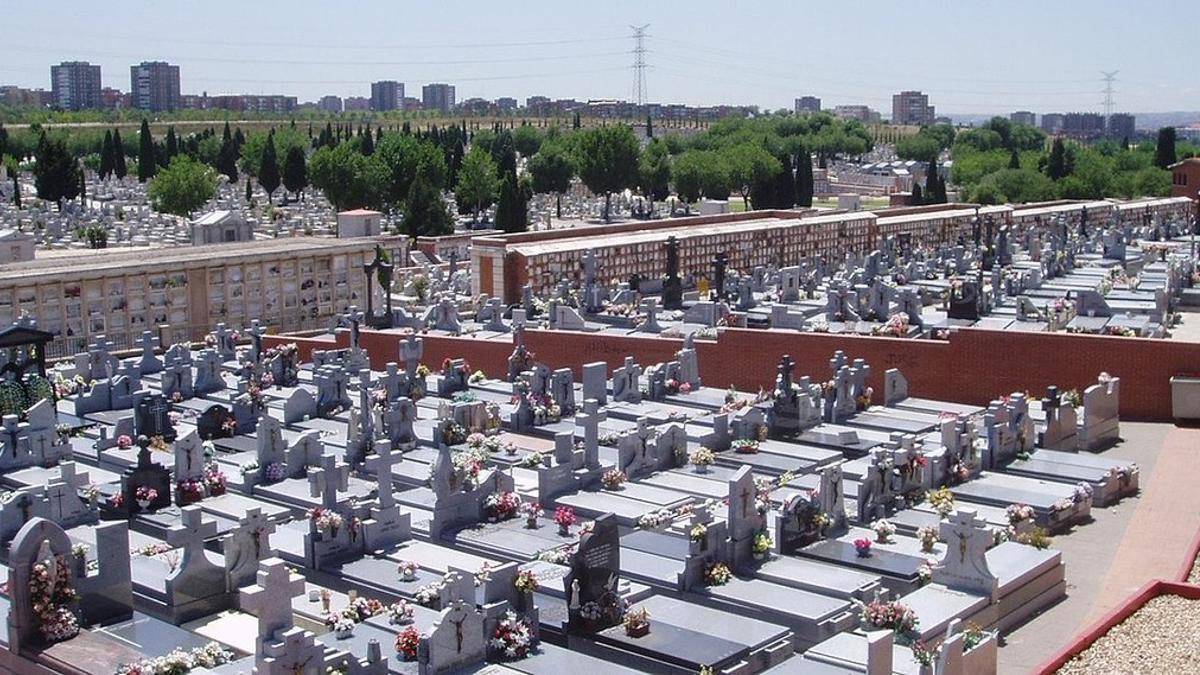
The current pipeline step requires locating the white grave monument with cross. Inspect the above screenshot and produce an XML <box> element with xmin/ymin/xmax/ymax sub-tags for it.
<box><xmin>164</xmin><ymin>505</ymin><xmax>230</xmax><ymax>622</ymax></box>
<box><xmin>361</xmin><ymin>440</ymin><xmax>411</xmax><ymax>550</ymax></box>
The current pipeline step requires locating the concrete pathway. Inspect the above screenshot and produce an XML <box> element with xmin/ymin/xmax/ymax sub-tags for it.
<box><xmin>998</xmin><ymin>422</ymin><xmax>1200</xmax><ymax>674</ymax></box>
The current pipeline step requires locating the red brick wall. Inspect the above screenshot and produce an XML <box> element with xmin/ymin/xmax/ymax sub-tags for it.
<box><xmin>268</xmin><ymin>327</ymin><xmax>1200</xmax><ymax>421</ymax></box>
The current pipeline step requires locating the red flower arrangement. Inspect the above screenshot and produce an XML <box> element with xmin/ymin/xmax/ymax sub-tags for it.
<box><xmin>395</xmin><ymin>625</ymin><xmax>422</xmax><ymax>660</ymax></box>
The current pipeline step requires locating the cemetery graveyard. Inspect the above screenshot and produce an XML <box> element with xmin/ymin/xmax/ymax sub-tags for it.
<box><xmin>0</xmin><ymin>288</ymin><xmax>1166</xmax><ymax>675</ymax></box>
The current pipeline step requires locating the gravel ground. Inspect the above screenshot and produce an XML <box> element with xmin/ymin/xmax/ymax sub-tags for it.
<box><xmin>1190</xmin><ymin>555</ymin><xmax>1200</xmax><ymax>583</ymax></box>
<box><xmin>1057</xmin><ymin>595</ymin><xmax>1200</xmax><ymax>674</ymax></box>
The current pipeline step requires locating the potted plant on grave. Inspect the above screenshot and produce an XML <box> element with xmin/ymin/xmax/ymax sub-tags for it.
<box><xmin>623</xmin><ymin>606</ymin><xmax>651</xmax><ymax>638</ymax></box>
<box><xmin>752</xmin><ymin>532</ymin><xmax>772</xmax><ymax>561</ymax></box>
<box><xmin>690</xmin><ymin>447</ymin><xmax>715</xmax><ymax>473</ymax></box>
<box><xmin>854</xmin><ymin>537</ymin><xmax>873</xmax><ymax>558</ymax></box>
<box><xmin>554</xmin><ymin>506</ymin><xmax>577</xmax><ymax>536</ymax></box>
<box><xmin>204</xmin><ymin>463</ymin><xmax>227</xmax><ymax>496</ymax></box>
<box><xmin>689</xmin><ymin>523</ymin><xmax>708</xmax><ymax>548</ymax></box>
<box><xmin>135</xmin><ymin>486</ymin><xmax>158</xmax><ymax>510</ymax></box>
<box><xmin>514</xmin><ymin>570</ymin><xmax>540</xmax><ymax>595</ymax></box>
<box><xmin>703</xmin><ymin>561</ymin><xmax>732</xmax><ymax>587</ymax></box>
<box><xmin>484</xmin><ymin>492</ymin><xmax>521</xmax><ymax>522</ymax></box>
<box><xmin>177</xmin><ymin>478</ymin><xmax>204</xmax><ymax>505</ymax></box>
<box><xmin>927</xmin><ymin>487</ymin><xmax>955</xmax><ymax>517</ymax></box>
<box><xmin>397</xmin><ymin>560</ymin><xmax>419</xmax><ymax>582</ymax></box>
<box><xmin>521</xmin><ymin>502</ymin><xmax>543</xmax><ymax>529</ymax></box>
<box><xmin>395</xmin><ymin>626</ymin><xmax>422</xmax><ymax>661</ymax></box>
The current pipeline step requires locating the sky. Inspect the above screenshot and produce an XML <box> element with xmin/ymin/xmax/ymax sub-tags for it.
<box><xmin>3</xmin><ymin>0</ymin><xmax>1197</xmax><ymax>115</ymax></box>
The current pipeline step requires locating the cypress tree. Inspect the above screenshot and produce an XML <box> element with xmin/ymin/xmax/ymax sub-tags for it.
<box><xmin>234</xmin><ymin>127</ymin><xmax>245</xmax><ymax>148</ymax></box>
<box><xmin>795</xmin><ymin>149</ymin><xmax>814</xmax><ymax>207</ymax></box>
<box><xmin>1047</xmin><ymin>138</ymin><xmax>1068</xmax><ymax>180</ymax></box>
<box><xmin>1155</xmin><ymin>127</ymin><xmax>1177</xmax><ymax>169</ymax></box>
<box><xmin>376</xmin><ymin>125</ymin><xmax>383</xmax><ymax>143</ymax></box>
<box><xmin>245</xmin><ymin>177</ymin><xmax>253</xmax><ymax>203</ymax></box>
<box><xmin>113</xmin><ymin>129</ymin><xmax>127</xmax><ymax>179</ymax></box>
<box><xmin>925</xmin><ymin>161</ymin><xmax>939</xmax><ymax>203</ymax></box>
<box><xmin>774</xmin><ymin>153</ymin><xmax>796</xmax><ymax>208</ymax></box>
<box><xmin>495</xmin><ymin>170</ymin><xmax>527</xmax><ymax>233</ymax></box>
<box><xmin>1008</xmin><ymin>149</ymin><xmax>1020</xmax><ymax>170</ymax></box>
<box><xmin>165</xmin><ymin>126</ymin><xmax>178</xmax><ymax>160</ymax></box>
<box><xmin>910</xmin><ymin>183</ymin><xmax>924</xmax><ymax>206</ymax></box>
<box><xmin>573</xmin><ymin>112</ymin><xmax>581</xmax><ymax>130</ymax></box>
<box><xmin>360</xmin><ymin>128</ymin><xmax>375</xmax><ymax>156</ymax></box>
<box><xmin>258</xmin><ymin>132</ymin><xmax>281</xmax><ymax>203</ymax></box>
<box><xmin>99</xmin><ymin>130</ymin><xmax>114</xmax><ymax>179</ymax></box>
<box><xmin>646</xmin><ymin>114</ymin><xmax>654</xmax><ymax>139</ymax></box>
<box><xmin>12</xmin><ymin>172</ymin><xmax>20</xmax><ymax>208</ymax></box>
<box><xmin>137</xmin><ymin>119</ymin><xmax>156</xmax><ymax>182</ymax></box>
<box><xmin>282</xmin><ymin>145</ymin><xmax>308</xmax><ymax>201</ymax></box>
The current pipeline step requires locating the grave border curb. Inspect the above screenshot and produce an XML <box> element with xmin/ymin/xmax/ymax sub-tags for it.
<box><xmin>1034</xmin><ymin>579</ymin><xmax>1200</xmax><ymax>674</ymax></box>
<box><xmin>1175</xmin><ymin>524</ymin><xmax>1200</xmax><ymax>582</ymax></box>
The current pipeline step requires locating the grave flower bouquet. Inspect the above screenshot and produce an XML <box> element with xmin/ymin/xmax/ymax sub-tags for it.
<box><xmin>554</xmin><ymin>506</ymin><xmax>577</xmax><ymax>531</ymax></box>
<box><xmin>1072</xmin><ymin>482</ymin><xmax>1093</xmax><ymax>504</ymax></box>
<box><xmin>690</xmin><ymin>523</ymin><xmax>708</xmax><ymax>543</ymax></box>
<box><xmin>918</xmin><ymin>558</ymin><xmax>937</xmax><ymax>585</ymax></box>
<box><xmin>732</xmin><ymin>439</ymin><xmax>759</xmax><ymax>454</ymax></box>
<box><xmin>1005</xmin><ymin>503</ymin><xmax>1035</xmax><ymax>525</ymax></box>
<box><xmin>469</xmin><ymin>369</ymin><xmax>487</xmax><ymax>384</ymax></box>
<box><xmin>704</xmin><ymin>561</ymin><xmax>732</xmax><ymax>586</ymax></box>
<box><xmin>370</xmin><ymin>387</ymin><xmax>389</xmax><ymax>411</ymax></box>
<box><xmin>690</xmin><ymin>447</ymin><xmax>716</xmax><ymax>467</ymax></box>
<box><xmin>30</xmin><ymin>555</ymin><xmax>79</xmax><ymax>642</ymax></box>
<box><xmin>176</xmin><ymin>478</ymin><xmax>204</xmax><ymax>503</ymax></box>
<box><xmin>413</xmin><ymin>582</ymin><xmax>442</xmax><ymax>607</ymax></box>
<box><xmin>203</xmin><ymin>464</ymin><xmax>227</xmax><ymax>495</ymax></box>
<box><xmin>917</xmin><ymin>525</ymin><xmax>939</xmax><ymax>553</ymax></box>
<box><xmin>537</xmin><ymin>547</ymin><xmax>572</xmax><ymax>565</ymax></box>
<box><xmin>442</xmin><ymin>422</ymin><xmax>468</xmax><ymax>446</ymax></box>
<box><xmin>395</xmin><ymin>625</ymin><xmax>422</xmax><ymax>660</ymax></box>
<box><xmin>116</xmin><ymin>434</ymin><xmax>134</xmax><ymax>449</ymax></box>
<box><xmin>637</xmin><ymin>509</ymin><xmax>673</xmax><ymax>530</ymax></box>
<box><xmin>519</xmin><ymin>452</ymin><xmax>545</xmax><ymax>468</ymax></box>
<box><xmin>856</xmin><ymin>386</ymin><xmax>875</xmax><ymax>411</ymax></box>
<box><xmin>135</xmin><ymin>486</ymin><xmax>158</xmax><ymax>504</ymax></box>
<box><xmin>307</xmin><ymin>507</ymin><xmax>344</xmax><ymax>534</ymax></box>
<box><xmin>601</xmin><ymin>469</ymin><xmax>627</xmax><ymax>491</ymax></box>
<box><xmin>346</xmin><ymin>597</ymin><xmax>385</xmax><ymax>621</ymax></box>
<box><xmin>114</xmin><ymin>642</ymin><xmax>233</xmax><ymax>675</ymax></box>
<box><xmin>853</xmin><ymin>538</ymin><xmax>872</xmax><ymax>557</ymax></box>
<box><xmin>623</xmin><ymin>606</ymin><xmax>650</xmax><ymax>637</ymax></box>
<box><xmin>926</xmin><ymin>487</ymin><xmax>955</xmax><ymax>516</ymax></box>
<box><xmin>490</xmin><ymin>611</ymin><xmax>534</xmax><ymax>660</ymax></box>
<box><xmin>860</xmin><ymin>599</ymin><xmax>919</xmax><ymax>635</ymax></box>
<box><xmin>82</xmin><ymin>483</ymin><xmax>101</xmax><ymax>504</ymax></box>
<box><xmin>397</xmin><ymin>560</ymin><xmax>419</xmax><ymax>579</ymax></box>
<box><xmin>484</xmin><ymin>491</ymin><xmax>521</xmax><ymax>521</ymax></box>
<box><xmin>910</xmin><ymin>640</ymin><xmax>937</xmax><ymax>667</ymax></box>
<box><xmin>263</xmin><ymin>462</ymin><xmax>287</xmax><ymax>483</ymax></box>
<box><xmin>872</xmin><ymin>519</ymin><xmax>896</xmax><ymax>544</ymax></box>
<box><xmin>752</xmin><ymin>531</ymin><xmax>772</xmax><ymax>555</ymax></box>
<box><xmin>1061</xmin><ymin>389</ymin><xmax>1082</xmax><ymax>408</ymax></box>
<box><xmin>514</xmin><ymin>570</ymin><xmax>540</xmax><ymax>594</ymax></box>
<box><xmin>520</xmin><ymin>501</ymin><xmax>543</xmax><ymax>526</ymax></box>
<box><xmin>388</xmin><ymin>600</ymin><xmax>414</xmax><ymax>625</ymax></box>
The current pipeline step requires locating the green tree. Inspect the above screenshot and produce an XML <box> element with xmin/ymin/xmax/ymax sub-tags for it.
<box><xmin>773</xmin><ymin>153</ymin><xmax>796</xmax><ymax>208</ymax></box>
<box><xmin>165</xmin><ymin>126</ymin><xmax>178</xmax><ymax>161</ymax></box>
<box><xmin>494</xmin><ymin>170</ymin><xmax>528</xmax><ymax>233</ymax></box>
<box><xmin>638</xmin><ymin>138</ymin><xmax>672</xmax><ymax>207</ymax></box>
<box><xmin>725</xmin><ymin>143</ymin><xmax>781</xmax><ymax>210</ymax></box>
<box><xmin>910</xmin><ymin>182</ymin><xmax>924</xmax><ymax>205</ymax></box>
<box><xmin>455</xmin><ymin>145</ymin><xmax>500</xmax><ymax>222</ymax></box>
<box><xmin>895</xmin><ymin>134</ymin><xmax>942</xmax><ymax>162</ymax></box>
<box><xmin>375</xmin><ymin>133</ymin><xmax>448</xmax><ymax>210</ymax></box>
<box><xmin>1008</xmin><ymin>149</ymin><xmax>1021</xmax><ymax>169</ymax></box>
<box><xmin>575</xmin><ymin>125</ymin><xmax>641</xmax><ymax>221</ymax></box>
<box><xmin>795</xmin><ymin>148</ymin><xmax>814</xmax><ymax>207</ymax></box>
<box><xmin>671</xmin><ymin>151</ymin><xmax>706</xmax><ymax>209</ymax></box>
<box><xmin>112</xmin><ymin>128</ymin><xmax>127</xmax><ymax>179</ymax></box>
<box><xmin>528</xmin><ymin>143</ymin><xmax>575</xmax><ymax>218</ymax></box>
<box><xmin>1155</xmin><ymin>127</ymin><xmax>1177</xmax><ymax>169</ymax></box>
<box><xmin>360</xmin><ymin>127</ymin><xmax>375</xmax><ymax>156</ymax></box>
<box><xmin>137</xmin><ymin>119</ymin><xmax>156</xmax><ymax>182</ymax></box>
<box><xmin>245</xmin><ymin>176</ymin><xmax>253</xmax><ymax>203</ymax></box>
<box><xmin>402</xmin><ymin>171</ymin><xmax>453</xmax><ymax>237</ymax></box>
<box><xmin>1046</xmin><ymin>138</ymin><xmax>1068</xmax><ymax>181</ymax></box>
<box><xmin>971</xmin><ymin>168</ymin><xmax>1057</xmax><ymax>204</ymax></box>
<box><xmin>282</xmin><ymin>145</ymin><xmax>308</xmax><ymax>201</ymax></box>
<box><xmin>309</xmin><ymin>143</ymin><xmax>386</xmax><ymax>211</ymax></box>
<box><xmin>646</xmin><ymin>114</ymin><xmax>654</xmax><ymax>139</ymax></box>
<box><xmin>32</xmin><ymin>134</ymin><xmax>81</xmax><ymax>209</ymax></box>
<box><xmin>148</xmin><ymin>155</ymin><xmax>218</xmax><ymax>217</ymax></box>
<box><xmin>99</xmin><ymin>129</ymin><xmax>114</xmax><ymax>179</ymax></box>
<box><xmin>258</xmin><ymin>132</ymin><xmax>281</xmax><ymax>203</ymax></box>
<box><xmin>512</xmin><ymin>124</ymin><xmax>542</xmax><ymax>157</ymax></box>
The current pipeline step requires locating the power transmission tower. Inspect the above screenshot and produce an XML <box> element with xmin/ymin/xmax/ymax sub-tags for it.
<box><xmin>630</xmin><ymin>24</ymin><xmax>650</xmax><ymax>106</ymax></box>
<box><xmin>1100</xmin><ymin>71</ymin><xmax>1118</xmax><ymax>118</ymax></box>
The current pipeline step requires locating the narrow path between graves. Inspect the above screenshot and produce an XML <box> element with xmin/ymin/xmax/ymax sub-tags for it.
<box><xmin>997</xmin><ymin>422</ymin><xmax>1200</xmax><ymax>674</ymax></box>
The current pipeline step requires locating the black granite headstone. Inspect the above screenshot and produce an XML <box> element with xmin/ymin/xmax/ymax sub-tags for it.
<box><xmin>135</xmin><ymin>393</ymin><xmax>176</xmax><ymax>442</ymax></box>
<box><xmin>196</xmin><ymin>404</ymin><xmax>232</xmax><ymax>440</ymax></box>
<box><xmin>564</xmin><ymin>512</ymin><xmax>623</xmax><ymax>632</ymax></box>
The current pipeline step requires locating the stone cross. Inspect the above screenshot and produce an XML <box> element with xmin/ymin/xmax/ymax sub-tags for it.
<box><xmin>240</xmin><ymin>557</ymin><xmax>306</xmax><ymax>645</ymax></box>
<box><xmin>308</xmin><ymin>454</ymin><xmax>350</xmax><ymax>511</ymax></box>
<box><xmin>247</xmin><ymin>319</ymin><xmax>267</xmax><ymax>364</ymax></box>
<box><xmin>576</xmin><ymin>398</ymin><xmax>605</xmax><ymax>470</ymax></box>
<box><xmin>401</xmin><ymin>333</ymin><xmax>423</xmax><ymax>380</ymax></box>
<box><xmin>363</xmin><ymin>440</ymin><xmax>402</xmax><ymax>510</ymax></box>
<box><xmin>167</xmin><ymin>506</ymin><xmax>218</xmax><ymax>573</ymax></box>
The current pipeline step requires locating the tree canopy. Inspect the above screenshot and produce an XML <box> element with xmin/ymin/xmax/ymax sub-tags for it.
<box><xmin>147</xmin><ymin>154</ymin><xmax>218</xmax><ymax>217</ymax></box>
<box><xmin>574</xmin><ymin>125</ymin><xmax>641</xmax><ymax>221</ymax></box>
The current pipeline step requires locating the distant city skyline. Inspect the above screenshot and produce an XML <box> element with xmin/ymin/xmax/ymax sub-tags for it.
<box><xmin>2</xmin><ymin>0</ymin><xmax>1196</xmax><ymax>114</ymax></box>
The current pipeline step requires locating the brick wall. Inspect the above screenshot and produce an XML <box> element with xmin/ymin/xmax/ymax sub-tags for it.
<box><xmin>266</xmin><ymin>327</ymin><xmax>1200</xmax><ymax>421</ymax></box>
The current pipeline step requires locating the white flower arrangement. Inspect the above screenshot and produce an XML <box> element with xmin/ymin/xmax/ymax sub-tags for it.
<box><xmin>871</xmin><ymin>519</ymin><xmax>896</xmax><ymax>543</ymax></box>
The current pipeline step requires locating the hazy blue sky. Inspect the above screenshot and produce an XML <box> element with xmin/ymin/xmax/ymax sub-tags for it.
<box><xmin>4</xmin><ymin>0</ymin><xmax>1196</xmax><ymax>114</ymax></box>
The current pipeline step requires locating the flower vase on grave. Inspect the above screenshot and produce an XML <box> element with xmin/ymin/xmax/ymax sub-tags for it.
<box><xmin>137</xmin><ymin>499</ymin><xmax>151</xmax><ymax>510</ymax></box>
<box><xmin>525</xmin><ymin>515</ymin><xmax>538</xmax><ymax>529</ymax></box>
<box><xmin>72</xmin><ymin>553</ymin><xmax>87</xmax><ymax>578</ymax></box>
<box><xmin>559</xmin><ymin>524</ymin><xmax>570</xmax><ymax>536</ymax></box>
<box><xmin>335</xmin><ymin>624</ymin><xmax>354</xmax><ymax>639</ymax></box>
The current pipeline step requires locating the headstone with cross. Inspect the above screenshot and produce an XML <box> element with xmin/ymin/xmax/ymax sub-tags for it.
<box><xmin>378</xmin><ymin>362</ymin><xmax>404</xmax><ymax>402</ymax></box>
<box><xmin>246</xmin><ymin>319</ymin><xmax>267</xmax><ymax>365</ymax></box>
<box><xmin>576</xmin><ymin>399</ymin><xmax>605</xmax><ymax>470</ymax></box>
<box><xmin>173</xmin><ymin>429</ymin><xmax>205</xmax><ymax>484</ymax></box>
<box><xmin>637</xmin><ymin>298</ymin><xmax>664</xmax><ymax>334</ymax></box>
<box><xmin>212</xmin><ymin>323</ymin><xmax>237</xmax><ymax>362</ymax></box>
<box><xmin>138</xmin><ymin>330</ymin><xmax>163</xmax><ymax>375</ymax></box>
<box><xmin>161</xmin><ymin>353</ymin><xmax>194</xmax><ymax>402</ymax></box>
<box><xmin>482</xmin><ymin>297</ymin><xmax>509</xmax><ymax>332</ymax></box>
<box><xmin>308</xmin><ymin>454</ymin><xmax>350</xmax><ymax>511</ymax></box>
<box><xmin>726</xmin><ymin>465</ymin><xmax>761</xmax><ymax>570</ymax></box>
<box><xmin>41</xmin><ymin>462</ymin><xmax>96</xmax><ymax>528</ymax></box>
<box><xmin>193</xmin><ymin>348</ymin><xmax>225</xmax><ymax>395</ymax></box>
<box><xmin>240</xmin><ymin>558</ymin><xmax>307</xmax><ymax>655</ymax></box>
<box><xmin>423</xmin><ymin>599</ymin><xmax>485</xmax><ymax>673</ymax></box>
<box><xmin>224</xmin><ymin>506</ymin><xmax>276</xmax><ymax>591</ymax></box>
<box><xmin>935</xmin><ymin>508</ymin><xmax>999</xmax><ymax>601</ymax></box>
<box><xmin>165</xmin><ymin>506</ymin><xmax>229</xmax><ymax>621</ymax></box>
<box><xmin>611</xmin><ymin>356</ymin><xmax>642</xmax><ymax>404</ymax></box>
